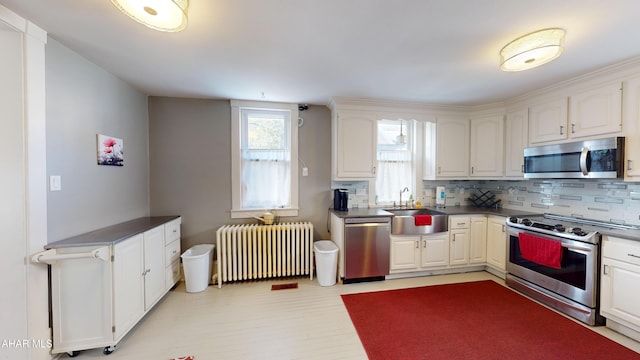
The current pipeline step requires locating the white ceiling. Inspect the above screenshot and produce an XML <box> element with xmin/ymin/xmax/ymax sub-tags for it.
<box><xmin>3</xmin><ymin>0</ymin><xmax>640</xmax><ymax>106</ymax></box>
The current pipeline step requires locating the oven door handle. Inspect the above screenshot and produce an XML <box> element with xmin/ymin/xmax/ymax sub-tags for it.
<box><xmin>580</xmin><ymin>147</ymin><xmax>590</xmax><ymax>176</ymax></box>
<box><xmin>561</xmin><ymin>243</ymin><xmax>592</xmax><ymax>252</ymax></box>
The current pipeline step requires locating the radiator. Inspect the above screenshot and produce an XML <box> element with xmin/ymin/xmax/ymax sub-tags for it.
<box><xmin>216</xmin><ymin>222</ymin><xmax>314</xmax><ymax>287</ymax></box>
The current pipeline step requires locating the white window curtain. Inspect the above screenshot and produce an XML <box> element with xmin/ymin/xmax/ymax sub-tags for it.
<box><xmin>241</xmin><ymin>149</ymin><xmax>290</xmax><ymax>208</ymax></box>
<box><xmin>376</xmin><ymin>119</ymin><xmax>414</xmax><ymax>205</ymax></box>
<box><xmin>376</xmin><ymin>150</ymin><xmax>413</xmax><ymax>204</ymax></box>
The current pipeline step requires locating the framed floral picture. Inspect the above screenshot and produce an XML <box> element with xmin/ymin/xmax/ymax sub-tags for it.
<box><xmin>97</xmin><ymin>134</ymin><xmax>124</xmax><ymax>166</ymax></box>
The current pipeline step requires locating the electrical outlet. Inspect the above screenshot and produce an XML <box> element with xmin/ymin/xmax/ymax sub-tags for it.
<box><xmin>49</xmin><ymin>175</ymin><xmax>62</xmax><ymax>191</ymax></box>
<box><xmin>302</xmin><ymin>167</ymin><xmax>309</xmax><ymax>176</ymax></box>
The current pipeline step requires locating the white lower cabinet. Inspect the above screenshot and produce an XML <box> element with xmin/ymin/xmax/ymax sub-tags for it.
<box><xmin>486</xmin><ymin>216</ymin><xmax>507</xmax><ymax>274</ymax></box>
<box><xmin>47</xmin><ymin>217</ymin><xmax>181</xmax><ymax>355</ymax></box>
<box><xmin>601</xmin><ymin>236</ymin><xmax>640</xmax><ymax>338</ymax></box>
<box><xmin>421</xmin><ymin>233</ymin><xmax>449</xmax><ymax>268</ymax></box>
<box><xmin>469</xmin><ymin>216</ymin><xmax>487</xmax><ymax>264</ymax></box>
<box><xmin>449</xmin><ymin>216</ymin><xmax>470</xmax><ymax>266</ymax></box>
<box><xmin>390</xmin><ymin>233</ymin><xmax>449</xmax><ymax>273</ymax></box>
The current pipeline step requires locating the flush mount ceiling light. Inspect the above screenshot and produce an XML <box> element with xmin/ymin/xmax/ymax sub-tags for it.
<box><xmin>111</xmin><ymin>0</ymin><xmax>188</xmax><ymax>32</ymax></box>
<box><xmin>500</xmin><ymin>28</ymin><xmax>565</xmax><ymax>72</ymax></box>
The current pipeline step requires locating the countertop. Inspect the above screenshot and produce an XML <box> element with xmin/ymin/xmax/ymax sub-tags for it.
<box><xmin>331</xmin><ymin>206</ymin><xmax>640</xmax><ymax>241</ymax></box>
<box><xmin>46</xmin><ymin>216</ymin><xmax>180</xmax><ymax>249</ymax></box>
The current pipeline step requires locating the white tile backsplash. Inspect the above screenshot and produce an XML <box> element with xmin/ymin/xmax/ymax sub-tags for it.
<box><xmin>332</xmin><ymin>178</ymin><xmax>640</xmax><ymax>225</ymax></box>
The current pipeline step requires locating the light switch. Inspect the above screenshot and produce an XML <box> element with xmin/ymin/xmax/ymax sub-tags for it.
<box><xmin>49</xmin><ymin>175</ymin><xmax>62</xmax><ymax>191</ymax></box>
<box><xmin>302</xmin><ymin>167</ymin><xmax>309</xmax><ymax>176</ymax></box>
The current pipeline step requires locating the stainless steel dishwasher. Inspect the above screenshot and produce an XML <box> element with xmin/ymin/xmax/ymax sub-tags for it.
<box><xmin>344</xmin><ymin>217</ymin><xmax>391</xmax><ymax>283</ymax></box>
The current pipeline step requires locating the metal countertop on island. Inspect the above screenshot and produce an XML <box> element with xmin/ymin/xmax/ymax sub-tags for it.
<box><xmin>46</xmin><ymin>216</ymin><xmax>180</xmax><ymax>249</ymax></box>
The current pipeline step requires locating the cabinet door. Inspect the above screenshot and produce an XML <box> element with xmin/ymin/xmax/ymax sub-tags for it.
<box><xmin>569</xmin><ymin>82</ymin><xmax>622</xmax><ymax>138</ymax></box>
<box><xmin>505</xmin><ymin>109</ymin><xmax>528</xmax><ymax>177</ymax></box>
<box><xmin>449</xmin><ymin>229</ymin><xmax>469</xmax><ymax>266</ymax></box>
<box><xmin>143</xmin><ymin>226</ymin><xmax>166</xmax><ymax>309</ymax></box>
<box><xmin>624</xmin><ymin>77</ymin><xmax>640</xmax><ymax>180</ymax></box>
<box><xmin>529</xmin><ymin>98</ymin><xmax>568</xmax><ymax>144</ymax></box>
<box><xmin>390</xmin><ymin>235</ymin><xmax>420</xmax><ymax>272</ymax></box>
<box><xmin>486</xmin><ymin>217</ymin><xmax>507</xmax><ymax>271</ymax></box>
<box><xmin>601</xmin><ymin>258</ymin><xmax>640</xmax><ymax>332</ymax></box>
<box><xmin>420</xmin><ymin>233</ymin><xmax>449</xmax><ymax>268</ymax></box>
<box><xmin>469</xmin><ymin>217</ymin><xmax>487</xmax><ymax>264</ymax></box>
<box><xmin>436</xmin><ymin>116</ymin><xmax>469</xmax><ymax>178</ymax></box>
<box><xmin>334</xmin><ymin>111</ymin><xmax>377</xmax><ymax>179</ymax></box>
<box><xmin>113</xmin><ymin>235</ymin><xmax>145</xmax><ymax>341</ymax></box>
<box><xmin>469</xmin><ymin>115</ymin><xmax>504</xmax><ymax>177</ymax></box>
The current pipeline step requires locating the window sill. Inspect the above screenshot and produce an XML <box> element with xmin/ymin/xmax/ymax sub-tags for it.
<box><xmin>230</xmin><ymin>208</ymin><xmax>299</xmax><ymax>219</ymax></box>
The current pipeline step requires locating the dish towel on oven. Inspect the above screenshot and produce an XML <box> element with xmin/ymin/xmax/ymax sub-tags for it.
<box><xmin>518</xmin><ymin>233</ymin><xmax>563</xmax><ymax>269</ymax></box>
<box><xmin>414</xmin><ymin>215</ymin><xmax>432</xmax><ymax>226</ymax></box>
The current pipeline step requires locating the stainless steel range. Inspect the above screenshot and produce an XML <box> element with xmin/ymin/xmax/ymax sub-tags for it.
<box><xmin>505</xmin><ymin>213</ymin><xmax>618</xmax><ymax>326</ymax></box>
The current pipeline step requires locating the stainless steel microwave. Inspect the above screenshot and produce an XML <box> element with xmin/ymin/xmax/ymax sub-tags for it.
<box><xmin>523</xmin><ymin>137</ymin><xmax>625</xmax><ymax>179</ymax></box>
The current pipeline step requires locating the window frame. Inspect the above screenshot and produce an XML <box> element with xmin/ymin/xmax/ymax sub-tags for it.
<box><xmin>230</xmin><ymin>100</ymin><xmax>299</xmax><ymax>218</ymax></box>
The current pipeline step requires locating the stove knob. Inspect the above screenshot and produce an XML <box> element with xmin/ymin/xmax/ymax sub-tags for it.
<box><xmin>508</xmin><ymin>217</ymin><xmax>518</xmax><ymax>224</ymax></box>
<box><xmin>554</xmin><ymin>224</ymin><xmax>565</xmax><ymax>232</ymax></box>
<box><xmin>522</xmin><ymin>219</ymin><xmax>532</xmax><ymax>226</ymax></box>
<box><xmin>572</xmin><ymin>227</ymin><xmax>584</xmax><ymax>236</ymax></box>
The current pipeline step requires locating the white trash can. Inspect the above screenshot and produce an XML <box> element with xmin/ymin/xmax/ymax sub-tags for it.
<box><xmin>181</xmin><ymin>244</ymin><xmax>215</xmax><ymax>293</ymax></box>
<box><xmin>314</xmin><ymin>240</ymin><xmax>339</xmax><ymax>286</ymax></box>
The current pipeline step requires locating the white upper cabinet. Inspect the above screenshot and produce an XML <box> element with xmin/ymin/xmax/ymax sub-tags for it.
<box><xmin>469</xmin><ymin>115</ymin><xmax>504</xmax><ymax>178</ymax></box>
<box><xmin>624</xmin><ymin>77</ymin><xmax>640</xmax><ymax>180</ymax></box>
<box><xmin>505</xmin><ymin>109</ymin><xmax>528</xmax><ymax>178</ymax></box>
<box><xmin>332</xmin><ymin>110</ymin><xmax>377</xmax><ymax>180</ymax></box>
<box><xmin>529</xmin><ymin>98</ymin><xmax>568</xmax><ymax>144</ymax></box>
<box><xmin>436</xmin><ymin>116</ymin><xmax>469</xmax><ymax>178</ymax></box>
<box><xmin>569</xmin><ymin>82</ymin><xmax>622</xmax><ymax>138</ymax></box>
<box><xmin>529</xmin><ymin>82</ymin><xmax>623</xmax><ymax>145</ymax></box>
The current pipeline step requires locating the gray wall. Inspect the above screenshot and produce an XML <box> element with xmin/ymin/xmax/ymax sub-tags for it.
<box><xmin>46</xmin><ymin>38</ymin><xmax>150</xmax><ymax>241</ymax></box>
<box><xmin>148</xmin><ymin>97</ymin><xmax>332</xmax><ymax>250</ymax></box>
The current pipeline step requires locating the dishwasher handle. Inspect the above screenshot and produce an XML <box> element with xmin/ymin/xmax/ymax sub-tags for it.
<box><xmin>344</xmin><ymin>217</ymin><xmax>391</xmax><ymax>226</ymax></box>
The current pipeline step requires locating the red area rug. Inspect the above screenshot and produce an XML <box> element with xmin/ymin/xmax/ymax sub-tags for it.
<box><xmin>341</xmin><ymin>280</ymin><xmax>640</xmax><ymax>360</ymax></box>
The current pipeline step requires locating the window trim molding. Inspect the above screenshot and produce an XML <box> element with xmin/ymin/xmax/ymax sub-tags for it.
<box><xmin>230</xmin><ymin>100</ymin><xmax>299</xmax><ymax>219</ymax></box>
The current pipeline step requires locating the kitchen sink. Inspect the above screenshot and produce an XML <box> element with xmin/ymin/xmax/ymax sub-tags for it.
<box><xmin>385</xmin><ymin>208</ymin><xmax>448</xmax><ymax>235</ymax></box>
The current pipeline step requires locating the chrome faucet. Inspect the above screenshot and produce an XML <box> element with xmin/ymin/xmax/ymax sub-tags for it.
<box><xmin>400</xmin><ymin>187</ymin><xmax>409</xmax><ymax>208</ymax></box>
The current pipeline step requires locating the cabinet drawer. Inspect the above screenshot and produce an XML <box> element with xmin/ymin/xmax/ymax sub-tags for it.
<box><xmin>165</xmin><ymin>218</ymin><xmax>181</xmax><ymax>244</ymax></box>
<box><xmin>165</xmin><ymin>240</ymin><xmax>181</xmax><ymax>264</ymax></box>
<box><xmin>166</xmin><ymin>260</ymin><xmax>181</xmax><ymax>288</ymax></box>
<box><xmin>603</xmin><ymin>236</ymin><xmax>640</xmax><ymax>267</ymax></box>
<box><xmin>450</xmin><ymin>217</ymin><xmax>470</xmax><ymax>229</ymax></box>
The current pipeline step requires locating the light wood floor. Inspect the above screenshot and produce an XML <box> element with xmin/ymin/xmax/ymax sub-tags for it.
<box><xmin>64</xmin><ymin>271</ymin><xmax>640</xmax><ymax>359</ymax></box>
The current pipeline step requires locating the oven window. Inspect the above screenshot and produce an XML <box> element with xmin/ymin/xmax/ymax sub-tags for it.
<box><xmin>509</xmin><ymin>235</ymin><xmax>587</xmax><ymax>290</ymax></box>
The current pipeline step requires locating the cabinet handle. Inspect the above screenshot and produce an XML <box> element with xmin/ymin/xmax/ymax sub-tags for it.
<box><xmin>603</xmin><ymin>264</ymin><xmax>608</xmax><ymax>275</ymax></box>
<box><xmin>628</xmin><ymin>160</ymin><xmax>633</xmax><ymax>171</ymax></box>
<box><xmin>502</xmin><ymin>225</ymin><xmax>505</xmax><ymax>232</ymax></box>
<box><xmin>471</xmin><ymin>166</ymin><xmax>474</xmax><ymax>174</ymax></box>
<box><xmin>452</xmin><ymin>234</ymin><xmax>456</xmax><ymax>242</ymax></box>
<box><xmin>521</xmin><ymin>164</ymin><xmax>524</xmax><ymax>173</ymax></box>
<box><xmin>415</xmin><ymin>240</ymin><xmax>419</xmax><ymax>249</ymax></box>
<box><xmin>372</xmin><ymin>166</ymin><xmax>376</xmax><ymax>175</ymax></box>
<box><xmin>571</xmin><ymin>123</ymin><xmax>576</xmax><ymax>134</ymax></box>
<box><xmin>438</xmin><ymin>166</ymin><xmax>441</xmax><ymax>174</ymax></box>
<box><xmin>560</xmin><ymin>125</ymin><xmax>564</xmax><ymax>135</ymax></box>
<box><xmin>423</xmin><ymin>240</ymin><xmax>427</xmax><ymax>248</ymax></box>
<box><xmin>628</xmin><ymin>253</ymin><xmax>640</xmax><ymax>259</ymax></box>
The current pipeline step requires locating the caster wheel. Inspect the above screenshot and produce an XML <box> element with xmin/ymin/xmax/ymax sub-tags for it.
<box><xmin>103</xmin><ymin>346</ymin><xmax>115</xmax><ymax>355</ymax></box>
<box><xmin>67</xmin><ymin>351</ymin><xmax>79</xmax><ymax>358</ymax></box>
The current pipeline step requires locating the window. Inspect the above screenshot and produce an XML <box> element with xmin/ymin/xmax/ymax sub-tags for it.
<box><xmin>376</xmin><ymin>119</ymin><xmax>414</xmax><ymax>205</ymax></box>
<box><xmin>231</xmin><ymin>100</ymin><xmax>299</xmax><ymax>218</ymax></box>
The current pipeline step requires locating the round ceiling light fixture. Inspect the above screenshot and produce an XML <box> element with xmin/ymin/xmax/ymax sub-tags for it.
<box><xmin>111</xmin><ymin>0</ymin><xmax>189</xmax><ymax>32</ymax></box>
<box><xmin>500</xmin><ymin>28</ymin><xmax>565</xmax><ymax>72</ymax></box>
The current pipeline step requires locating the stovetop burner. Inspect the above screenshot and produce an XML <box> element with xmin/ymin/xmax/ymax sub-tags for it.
<box><xmin>507</xmin><ymin>214</ymin><xmax>600</xmax><ymax>243</ymax></box>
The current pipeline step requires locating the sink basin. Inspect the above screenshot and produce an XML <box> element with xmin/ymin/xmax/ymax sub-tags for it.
<box><xmin>385</xmin><ymin>208</ymin><xmax>448</xmax><ymax>235</ymax></box>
